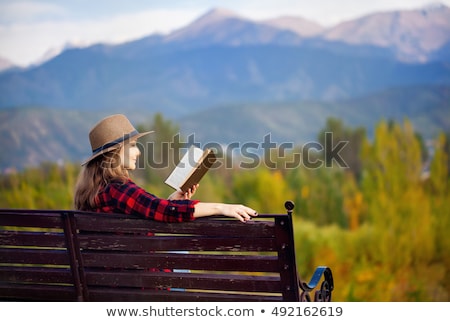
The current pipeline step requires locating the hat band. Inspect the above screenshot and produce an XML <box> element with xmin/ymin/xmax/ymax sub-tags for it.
<box><xmin>91</xmin><ymin>130</ymin><xmax>139</xmax><ymax>155</ymax></box>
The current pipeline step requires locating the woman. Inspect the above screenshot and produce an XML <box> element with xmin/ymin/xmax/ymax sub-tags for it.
<box><xmin>74</xmin><ymin>114</ymin><xmax>258</xmax><ymax>223</ymax></box>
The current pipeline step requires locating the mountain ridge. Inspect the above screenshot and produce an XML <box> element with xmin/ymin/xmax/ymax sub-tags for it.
<box><xmin>320</xmin><ymin>3</ymin><xmax>450</xmax><ymax>62</ymax></box>
<box><xmin>22</xmin><ymin>3</ymin><xmax>450</xmax><ymax>67</ymax></box>
<box><xmin>1</xmin><ymin>44</ymin><xmax>449</xmax><ymax>114</ymax></box>
<box><xmin>163</xmin><ymin>7</ymin><xmax>303</xmax><ymax>47</ymax></box>
<box><xmin>263</xmin><ymin>16</ymin><xmax>324</xmax><ymax>37</ymax></box>
<box><xmin>6</xmin><ymin>3</ymin><xmax>449</xmax><ymax>69</ymax></box>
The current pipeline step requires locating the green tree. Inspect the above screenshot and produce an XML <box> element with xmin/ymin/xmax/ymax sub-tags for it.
<box><xmin>134</xmin><ymin>113</ymin><xmax>182</xmax><ymax>192</ymax></box>
<box><xmin>317</xmin><ymin>117</ymin><xmax>366</xmax><ymax>179</ymax></box>
<box><xmin>426</xmin><ymin>133</ymin><xmax>450</xmax><ymax>296</ymax></box>
<box><xmin>285</xmin><ymin>166</ymin><xmax>347</xmax><ymax>227</ymax></box>
<box><xmin>361</xmin><ymin>119</ymin><xmax>434</xmax><ymax>268</ymax></box>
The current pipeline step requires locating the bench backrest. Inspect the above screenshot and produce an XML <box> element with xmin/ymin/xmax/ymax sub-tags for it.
<box><xmin>0</xmin><ymin>208</ymin><xmax>332</xmax><ymax>301</ymax></box>
<box><xmin>0</xmin><ymin>210</ymin><xmax>79</xmax><ymax>300</ymax></box>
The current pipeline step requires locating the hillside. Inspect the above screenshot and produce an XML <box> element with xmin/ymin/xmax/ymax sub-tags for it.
<box><xmin>1</xmin><ymin>85</ymin><xmax>448</xmax><ymax>171</ymax></box>
<box><xmin>179</xmin><ymin>85</ymin><xmax>450</xmax><ymax>145</ymax></box>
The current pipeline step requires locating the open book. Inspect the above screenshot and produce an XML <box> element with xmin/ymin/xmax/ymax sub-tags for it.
<box><xmin>164</xmin><ymin>145</ymin><xmax>216</xmax><ymax>192</ymax></box>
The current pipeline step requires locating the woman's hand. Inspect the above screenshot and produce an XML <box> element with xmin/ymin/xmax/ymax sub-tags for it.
<box><xmin>168</xmin><ymin>184</ymin><xmax>199</xmax><ymax>200</ymax></box>
<box><xmin>194</xmin><ymin>202</ymin><xmax>258</xmax><ymax>222</ymax></box>
<box><xmin>219</xmin><ymin>204</ymin><xmax>258</xmax><ymax>222</ymax></box>
<box><xmin>168</xmin><ymin>185</ymin><xmax>259</xmax><ymax>223</ymax></box>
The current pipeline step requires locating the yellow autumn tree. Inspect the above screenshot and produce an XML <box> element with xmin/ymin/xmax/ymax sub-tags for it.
<box><xmin>360</xmin><ymin>119</ymin><xmax>437</xmax><ymax>300</ymax></box>
<box><xmin>425</xmin><ymin>133</ymin><xmax>450</xmax><ymax>299</ymax></box>
<box><xmin>231</xmin><ymin>167</ymin><xmax>293</xmax><ymax>213</ymax></box>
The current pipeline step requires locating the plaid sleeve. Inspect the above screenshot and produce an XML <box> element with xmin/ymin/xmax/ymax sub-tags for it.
<box><xmin>102</xmin><ymin>180</ymin><xmax>198</xmax><ymax>222</ymax></box>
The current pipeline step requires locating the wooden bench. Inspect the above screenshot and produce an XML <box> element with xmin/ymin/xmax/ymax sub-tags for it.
<box><xmin>0</xmin><ymin>201</ymin><xmax>333</xmax><ymax>302</ymax></box>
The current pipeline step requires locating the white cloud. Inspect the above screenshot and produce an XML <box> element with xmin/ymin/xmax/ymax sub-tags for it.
<box><xmin>0</xmin><ymin>8</ymin><xmax>201</xmax><ymax>66</ymax></box>
<box><xmin>0</xmin><ymin>1</ymin><xmax>67</xmax><ymax>23</ymax></box>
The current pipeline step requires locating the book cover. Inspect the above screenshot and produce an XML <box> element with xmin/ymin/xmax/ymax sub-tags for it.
<box><xmin>164</xmin><ymin>145</ymin><xmax>216</xmax><ymax>192</ymax></box>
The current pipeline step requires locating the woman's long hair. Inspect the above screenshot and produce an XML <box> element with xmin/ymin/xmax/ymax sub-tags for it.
<box><xmin>74</xmin><ymin>147</ymin><xmax>129</xmax><ymax>211</ymax></box>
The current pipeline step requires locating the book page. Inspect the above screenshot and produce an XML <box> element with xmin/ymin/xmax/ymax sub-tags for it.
<box><xmin>164</xmin><ymin>145</ymin><xmax>206</xmax><ymax>191</ymax></box>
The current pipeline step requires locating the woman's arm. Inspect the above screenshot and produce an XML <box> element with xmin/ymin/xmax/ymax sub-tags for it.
<box><xmin>193</xmin><ymin>202</ymin><xmax>258</xmax><ymax>222</ymax></box>
<box><xmin>168</xmin><ymin>184</ymin><xmax>258</xmax><ymax>222</ymax></box>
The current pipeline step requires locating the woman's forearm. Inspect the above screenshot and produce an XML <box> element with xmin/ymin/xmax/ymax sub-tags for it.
<box><xmin>194</xmin><ymin>202</ymin><xmax>258</xmax><ymax>222</ymax></box>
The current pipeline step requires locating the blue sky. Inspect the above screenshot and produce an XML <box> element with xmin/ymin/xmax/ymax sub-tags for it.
<box><xmin>0</xmin><ymin>0</ymin><xmax>448</xmax><ymax>66</ymax></box>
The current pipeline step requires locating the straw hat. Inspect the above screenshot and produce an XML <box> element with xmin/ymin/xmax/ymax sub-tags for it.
<box><xmin>82</xmin><ymin>114</ymin><xmax>153</xmax><ymax>165</ymax></box>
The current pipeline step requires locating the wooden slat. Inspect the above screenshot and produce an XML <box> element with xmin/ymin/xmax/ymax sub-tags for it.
<box><xmin>0</xmin><ymin>266</ymin><xmax>74</xmax><ymax>284</ymax></box>
<box><xmin>0</xmin><ymin>212</ymin><xmax>65</xmax><ymax>229</ymax></box>
<box><xmin>0</xmin><ymin>248</ymin><xmax>70</xmax><ymax>266</ymax></box>
<box><xmin>81</xmin><ymin>252</ymin><xmax>280</xmax><ymax>272</ymax></box>
<box><xmin>0</xmin><ymin>231</ymin><xmax>67</xmax><ymax>248</ymax></box>
<box><xmin>78</xmin><ymin>234</ymin><xmax>276</xmax><ymax>252</ymax></box>
<box><xmin>0</xmin><ymin>283</ymin><xmax>77</xmax><ymax>301</ymax></box>
<box><xmin>85</xmin><ymin>270</ymin><xmax>281</xmax><ymax>293</ymax></box>
<box><xmin>88</xmin><ymin>287</ymin><xmax>283</xmax><ymax>302</ymax></box>
<box><xmin>74</xmin><ymin>213</ymin><xmax>276</xmax><ymax>238</ymax></box>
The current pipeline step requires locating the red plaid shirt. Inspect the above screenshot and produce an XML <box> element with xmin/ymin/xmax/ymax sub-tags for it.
<box><xmin>94</xmin><ymin>179</ymin><xmax>198</xmax><ymax>222</ymax></box>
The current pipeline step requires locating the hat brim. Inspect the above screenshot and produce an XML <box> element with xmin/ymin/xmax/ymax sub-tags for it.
<box><xmin>81</xmin><ymin>130</ymin><xmax>154</xmax><ymax>166</ymax></box>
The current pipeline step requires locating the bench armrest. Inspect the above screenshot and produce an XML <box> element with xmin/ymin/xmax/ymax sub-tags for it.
<box><xmin>299</xmin><ymin>266</ymin><xmax>334</xmax><ymax>301</ymax></box>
